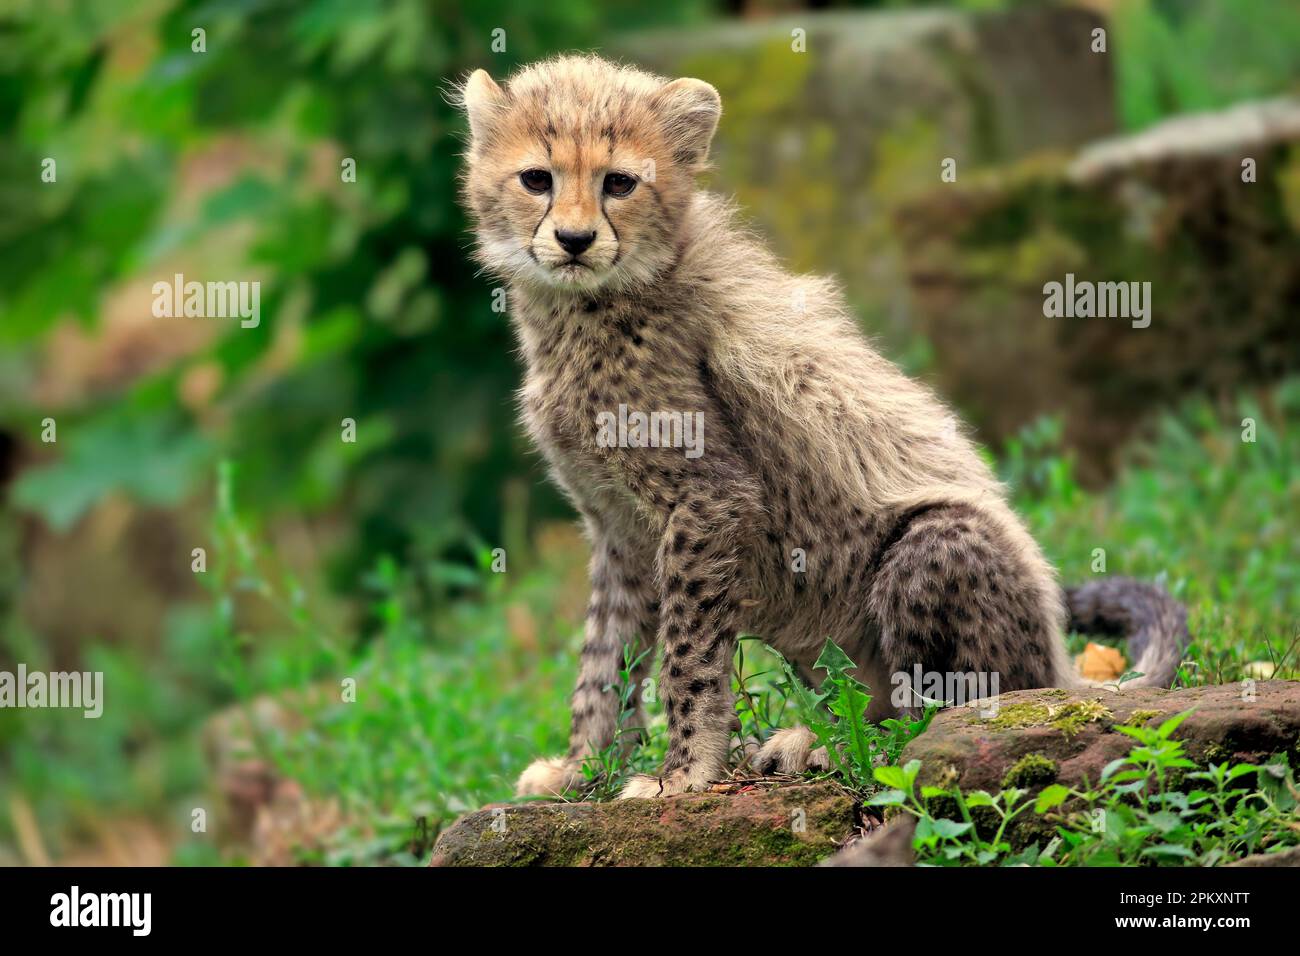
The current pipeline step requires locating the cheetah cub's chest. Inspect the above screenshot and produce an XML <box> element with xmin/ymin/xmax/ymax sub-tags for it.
<box><xmin>519</xmin><ymin>301</ymin><xmax>696</xmax><ymax>485</ymax></box>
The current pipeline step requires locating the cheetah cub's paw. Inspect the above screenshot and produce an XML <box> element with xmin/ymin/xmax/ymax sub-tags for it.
<box><xmin>750</xmin><ymin>726</ymin><xmax>831</xmax><ymax>775</ymax></box>
<box><xmin>515</xmin><ymin>756</ymin><xmax>584</xmax><ymax>798</ymax></box>
<box><xmin>618</xmin><ymin>765</ymin><xmax>716</xmax><ymax>799</ymax></box>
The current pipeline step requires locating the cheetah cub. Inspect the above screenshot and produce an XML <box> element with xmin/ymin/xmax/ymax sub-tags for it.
<box><xmin>455</xmin><ymin>55</ymin><xmax>1187</xmax><ymax>800</ymax></box>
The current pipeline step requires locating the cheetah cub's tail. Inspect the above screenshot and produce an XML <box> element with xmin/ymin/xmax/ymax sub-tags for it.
<box><xmin>1063</xmin><ymin>577</ymin><xmax>1190</xmax><ymax>689</ymax></box>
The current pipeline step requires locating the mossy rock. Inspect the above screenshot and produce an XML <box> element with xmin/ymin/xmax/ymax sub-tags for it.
<box><xmin>896</xmin><ymin>98</ymin><xmax>1300</xmax><ymax>484</ymax></box>
<box><xmin>429</xmin><ymin>781</ymin><xmax>858</xmax><ymax>867</ymax></box>
<box><xmin>986</xmin><ymin>699</ymin><xmax>1113</xmax><ymax>737</ymax></box>
<box><xmin>902</xmin><ymin>681</ymin><xmax>1300</xmax><ymax>846</ymax></box>
<box><xmin>615</xmin><ymin>5</ymin><xmax>1115</xmax><ymax>354</ymax></box>
<box><xmin>1001</xmin><ymin>752</ymin><xmax>1059</xmax><ymax>789</ymax></box>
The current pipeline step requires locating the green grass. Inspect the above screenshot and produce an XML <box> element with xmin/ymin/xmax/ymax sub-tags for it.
<box><xmin>1</xmin><ymin>379</ymin><xmax>1296</xmax><ymax>865</ymax></box>
<box><xmin>867</xmin><ymin>713</ymin><xmax>1299</xmax><ymax>867</ymax></box>
<box><xmin>246</xmin><ymin>378</ymin><xmax>1296</xmax><ymax>864</ymax></box>
<box><xmin>1006</xmin><ymin>379</ymin><xmax>1300</xmax><ymax>682</ymax></box>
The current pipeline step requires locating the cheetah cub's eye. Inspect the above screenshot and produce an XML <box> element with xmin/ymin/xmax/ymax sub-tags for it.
<box><xmin>603</xmin><ymin>172</ymin><xmax>637</xmax><ymax>198</ymax></box>
<box><xmin>519</xmin><ymin>169</ymin><xmax>552</xmax><ymax>194</ymax></box>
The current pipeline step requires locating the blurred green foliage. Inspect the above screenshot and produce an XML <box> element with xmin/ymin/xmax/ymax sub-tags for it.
<box><xmin>1</xmin><ymin>0</ymin><xmax>712</xmax><ymax>621</ymax></box>
<box><xmin>3</xmin><ymin>0</ymin><xmax>1298</xmax><ymax>620</ymax></box>
<box><xmin>1009</xmin><ymin>380</ymin><xmax>1300</xmax><ymax>683</ymax></box>
<box><xmin>6</xmin><ymin>1</ymin><xmax>1298</xmax><ymax>623</ymax></box>
<box><xmin>0</xmin><ymin>0</ymin><xmax>714</xmax><ymax>865</ymax></box>
<box><xmin>1</xmin><ymin>0</ymin><xmax>1298</xmax><ymax>864</ymax></box>
<box><xmin>1114</xmin><ymin>0</ymin><xmax>1300</xmax><ymax>129</ymax></box>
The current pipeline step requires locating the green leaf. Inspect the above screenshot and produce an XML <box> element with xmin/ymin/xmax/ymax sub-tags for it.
<box><xmin>776</xmin><ymin>659</ymin><xmax>827</xmax><ymax>721</ymax></box>
<box><xmin>1106</xmin><ymin>769</ymin><xmax>1149</xmax><ymax>784</ymax></box>
<box><xmin>11</xmin><ymin>413</ymin><xmax>210</xmax><ymax>531</ymax></box>
<box><xmin>1114</xmin><ymin>725</ymin><xmax>1153</xmax><ymax>742</ymax></box>
<box><xmin>1147</xmin><ymin>811</ymin><xmax>1183</xmax><ymax>834</ymax></box>
<box><xmin>1034</xmin><ymin>784</ymin><xmax>1070</xmax><ymax>813</ymax></box>
<box><xmin>865</xmin><ymin>789</ymin><xmax>907</xmax><ymax>807</ymax></box>
<box><xmin>930</xmin><ymin>818</ymin><xmax>972</xmax><ymax>839</ymax></box>
<box><xmin>873</xmin><ymin>766</ymin><xmax>910</xmax><ymax>791</ymax></box>
<box><xmin>1156</xmin><ymin>709</ymin><xmax>1194</xmax><ymax>738</ymax></box>
<box><xmin>1001</xmin><ymin>787</ymin><xmax>1025</xmax><ymax>807</ymax></box>
<box><xmin>1141</xmin><ymin>843</ymin><xmax>1196</xmax><ymax>859</ymax></box>
<box><xmin>813</xmin><ymin>638</ymin><xmax>859</xmax><ymax>680</ymax></box>
<box><xmin>913</xmin><ymin>817</ymin><xmax>938</xmax><ymax>845</ymax></box>
<box><xmin>1100</xmin><ymin>757</ymin><xmax>1131</xmax><ymax>782</ymax></box>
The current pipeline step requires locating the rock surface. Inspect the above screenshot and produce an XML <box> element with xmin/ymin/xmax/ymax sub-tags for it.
<box><xmin>897</xmin><ymin>97</ymin><xmax>1300</xmax><ymax>482</ymax></box>
<box><xmin>819</xmin><ymin>817</ymin><xmax>916</xmax><ymax>867</ymax></box>
<box><xmin>901</xmin><ymin>681</ymin><xmax>1300</xmax><ymax>846</ymax></box>
<box><xmin>903</xmin><ymin>681</ymin><xmax>1300</xmax><ymax>792</ymax></box>
<box><xmin>616</xmin><ymin>6</ymin><xmax>1115</xmax><ymax>355</ymax></box>
<box><xmin>430</xmin><ymin>682</ymin><xmax>1299</xmax><ymax>866</ymax></box>
<box><xmin>1228</xmin><ymin>845</ymin><xmax>1300</xmax><ymax>867</ymax></box>
<box><xmin>203</xmin><ymin>689</ymin><xmax>357</xmax><ymax>865</ymax></box>
<box><xmin>429</xmin><ymin>780</ymin><xmax>859</xmax><ymax>867</ymax></box>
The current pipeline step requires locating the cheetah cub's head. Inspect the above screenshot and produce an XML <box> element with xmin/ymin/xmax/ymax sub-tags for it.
<box><xmin>455</xmin><ymin>55</ymin><xmax>720</xmax><ymax>293</ymax></box>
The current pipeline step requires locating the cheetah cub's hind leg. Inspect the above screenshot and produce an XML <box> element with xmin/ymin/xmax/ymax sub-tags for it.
<box><xmin>869</xmin><ymin>503</ymin><xmax>1062</xmax><ymax>705</ymax></box>
<box><xmin>748</xmin><ymin>502</ymin><xmax>1066</xmax><ymax>781</ymax></box>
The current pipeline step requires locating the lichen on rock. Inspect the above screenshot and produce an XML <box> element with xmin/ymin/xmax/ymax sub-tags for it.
<box><xmin>986</xmin><ymin>698</ymin><xmax>1112</xmax><ymax>736</ymax></box>
<box><xmin>429</xmin><ymin>781</ymin><xmax>859</xmax><ymax>867</ymax></box>
<box><xmin>1001</xmin><ymin>752</ymin><xmax>1059</xmax><ymax>789</ymax></box>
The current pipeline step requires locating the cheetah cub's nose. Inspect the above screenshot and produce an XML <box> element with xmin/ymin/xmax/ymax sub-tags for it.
<box><xmin>555</xmin><ymin>229</ymin><xmax>596</xmax><ymax>256</ymax></box>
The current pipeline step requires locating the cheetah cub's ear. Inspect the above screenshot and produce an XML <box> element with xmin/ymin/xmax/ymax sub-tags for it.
<box><xmin>457</xmin><ymin>68</ymin><xmax>507</xmax><ymax>144</ymax></box>
<box><xmin>654</xmin><ymin>77</ymin><xmax>722</xmax><ymax>167</ymax></box>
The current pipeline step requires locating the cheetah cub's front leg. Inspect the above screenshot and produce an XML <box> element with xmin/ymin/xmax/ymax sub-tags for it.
<box><xmin>619</xmin><ymin>487</ymin><xmax>753</xmax><ymax>798</ymax></box>
<box><xmin>515</xmin><ymin>534</ymin><xmax>656</xmax><ymax>798</ymax></box>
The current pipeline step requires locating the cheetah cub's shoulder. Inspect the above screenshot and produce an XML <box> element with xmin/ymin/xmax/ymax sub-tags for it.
<box><xmin>455</xmin><ymin>55</ymin><xmax>1188</xmax><ymax>800</ymax></box>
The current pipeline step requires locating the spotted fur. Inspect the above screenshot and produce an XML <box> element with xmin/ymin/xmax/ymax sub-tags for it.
<box><xmin>454</xmin><ymin>55</ymin><xmax>1188</xmax><ymax>799</ymax></box>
